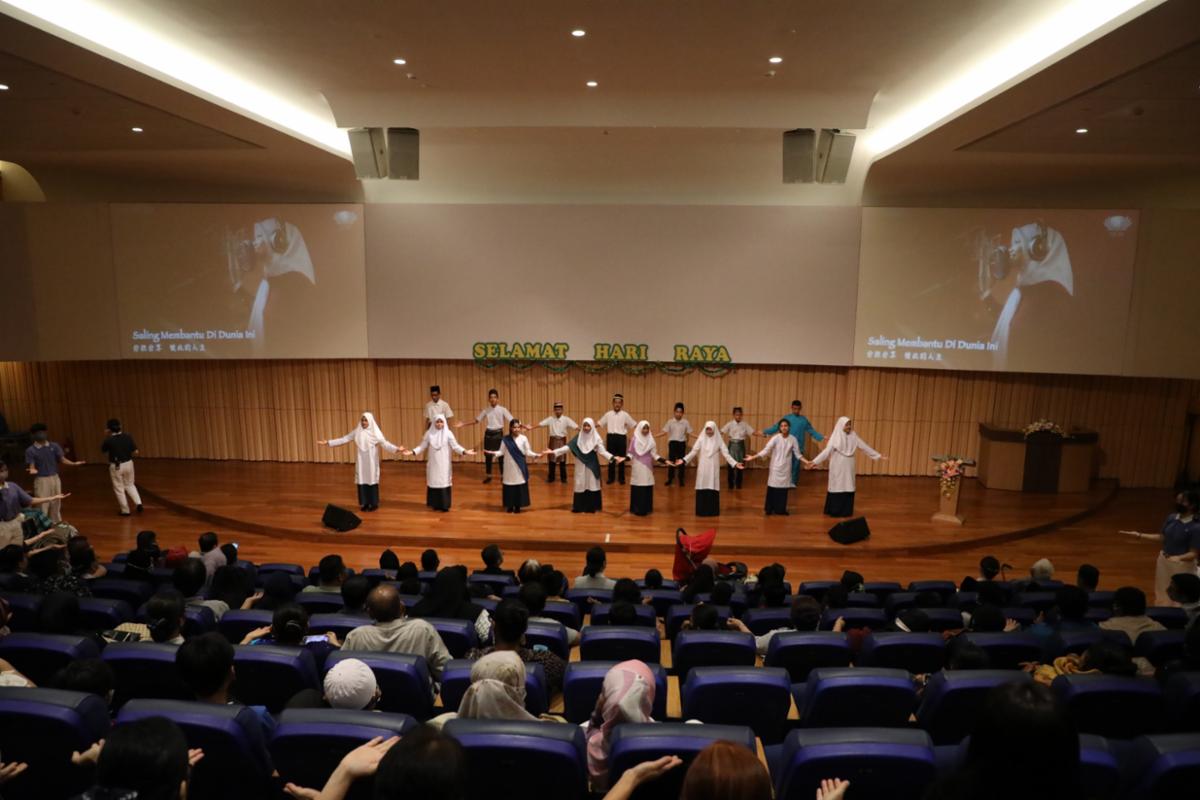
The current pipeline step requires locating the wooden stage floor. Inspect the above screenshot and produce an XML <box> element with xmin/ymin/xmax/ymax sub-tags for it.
<box><xmin>46</xmin><ymin>460</ymin><xmax>1174</xmax><ymax>595</ymax></box>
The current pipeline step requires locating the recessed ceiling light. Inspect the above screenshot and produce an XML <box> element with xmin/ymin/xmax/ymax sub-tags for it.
<box><xmin>1075</xmin><ymin>127</ymin><xmax>1088</xmax><ymax>134</ymax></box>
<box><xmin>0</xmin><ymin>83</ymin><xmax>8</xmax><ymax>91</ymax></box>
<box><xmin>768</xmin><ymin>56</ymin><xmax>783</xmax><ymax>64</ymax></box>
<box><xmin>586</xmin><ymin>80</ymin><xmax>598</xmax><ymax>88</ymax></box>
<box><xmin>131</xmin><ymin>126</ymin><xmax>143</xmax><ymax>133</ymax></box>
<box><xmin>393</xmin><ymin>58</ymin><xmax>407</xmax><ymax>65</ymax></box>
<box><xmin>571</xmin><ymin>29</ymin><xmax>586</xmax><ymax>37</ymax></box>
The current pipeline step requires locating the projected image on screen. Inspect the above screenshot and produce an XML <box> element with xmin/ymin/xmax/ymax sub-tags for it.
<box><xmin>856</xmin><ymin>209</ymin><xmax>1138</xmax><ymax>375</ymax></box>
<box><xmin>112</xmin><ymin>204</ymin><xmax>367</xmax><ymax>359</ymax></box>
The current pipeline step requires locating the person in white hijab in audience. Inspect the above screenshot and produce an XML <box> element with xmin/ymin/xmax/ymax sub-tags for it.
<box><xmin>407</xmin><ymin>414</ymin><xmax>474</xmax><ymax>512</ymax></box>
<box><xmin>627</xmin><ymin>421</ymin><xmax>666</xmax><ymax>517</ymax></box>
<box><xmin>428</xmin><ymin>651</ymin><xmax>538</xmax><ymax>729</ymax></box>
<box><xmin>318</xmin><ymin>411</ymin><xmax>402</xmax><ymax>512</ymax></box>
<box><xmin>803</xmin><ymin>415</ymin><xmax>885</xmax><ymax>518</ymax></box>
<box><xmin>678</xmin><ymin>421</ymin><xmax>742</xmax><ymax>517</ymax></box>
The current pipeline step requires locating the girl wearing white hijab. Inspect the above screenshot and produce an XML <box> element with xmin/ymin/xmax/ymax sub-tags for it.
<box><xmin>546</xmin><ymin>418</ymin><xmax>623</xmax><ymax>513</ymax></box>
<box><xmin>409</xmin><ymin>414</ymin><xmax>475</xmax><ymax>512</ymax></box>
<box><xmin>484</xmin><ymin>419</ymin><xmax>543</xmax><ymax>514</ymax></box>
<box><xmin>744</xmin><ymin>419</ymin><xmax>803</xmax><ymax>516</ymax></box>
<box><xmin>627</xmin><ymin>421</ymin><xmax>666</xmax><ymax>517</ymax></box>
<box><xmin>678</xmin><ymin>421</ymin><xmax>743</xmax><ymax>517</ymax></box>
<box><xmin>427</xmin><ymin>651</ymin><xmax>538</xmax><ymax>730</ymax></box>
<box><xmin>317</xmin><ymin>412</ymin><xmax>401</xmax><ymax>512</ymax></box>
<box><xmin>802</xmin><ymin>416</ymin><xmax>885</xmax><ymax>517</ymax></box>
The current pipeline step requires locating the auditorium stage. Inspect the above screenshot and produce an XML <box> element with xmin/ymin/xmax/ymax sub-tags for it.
<box><xmin>112</xmin><ymin>460</ymin><xmax>1119</xmax><ymax>558</ymax></box>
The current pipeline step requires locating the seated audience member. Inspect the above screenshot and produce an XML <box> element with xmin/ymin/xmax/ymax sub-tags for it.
<box><xmin>430</xmin><ymin>650</ymin><xmax>546</xmax><ymax>729</ymax></box>
<box><xmin>681</xmin><ymin>564</ymin><xmax>715</xmax><ymax>604</ymax></box>
<box><xmin>68</xmin><ymin>538</ymin><xmax>106</xmax><ymax>581</ymax></box>
<box><xmin>944</xmin><ymin>638</ymin><xmax>991</xmax><ymax>670</ymax></box>
<box><xmin>145</xmin><ymin>590</ymin><xmax>188</xmax><ymax>644</ymax></box>
<box><xmin>282</xmin><ymin>727</ymin><xmax>460</xmax><ymax>800</ymax></box>
<box><xmin>0</xmin><ymin>544</ymin><xmax>34</xmax><ymax>592</ymax></box>
<box><xmin>132</xmin><ymin>529</ymin><xmax>163</xmax><ymax>565</ymax></box>
<box><xmin>420</xmin><ymin>548</ymin><xmax>440</xmax><ymax>574</ymax></box>
<box><xmin>575</xmin><ymin>546</ymin><xmax>617</xmax><ymax>590</ymax></box>
<box><xmin>1167</xmin><ymin>573</ymin><xmax>1200</xmax><ymax>623</ymax></box>
<box><xmin>540</xmin><ymin>569</ymin><xmax>568</xmax><ymax>599</ymax></box>
<box><xmin>411</xmin><ymin>568</ymin><xmax>491</xmax><ymax>641</ymax></box>
<box><xmin>967</xmin><ymin>604</ymin><xmax>1020</xmax><ymax>633</ymax></box>
<box><xmin>29</xmin><ymin>548</ymin><xmax>91</xmax><ymax>597</ymax></box>
<box><xmin>38</xmin><ymin>592</ymin><xmax>103</xmax><ymax>646</ymax></box>
<box><xmin>1099</xmin><ymin>586</ymin><xmax>1166</xmax><ymax>644</ymax></box>
<box><xmin>340</xmin><ymin>574</ymin><xmax>371</xmax><ymax>615</ymax></box>
<box><xmin>396</xmin><ymin>561</ymin><xmax>419</xmax><ymax>584</ymax></box>
<box><xmin>123</xmin><ymin>548</ymin><xmax>155</xmax><ymax>583</ymax></box>
<box><xmin>0</xmin><ymin>597</ymin><xmax>12</xmax><ymax>640</ymax></box>
<box><xmin>709</xmin><ymin>581</ymin><xmax>734</xmax><ymax>608</ymax></box>
<box><xmin>191</xmin><ymin>531</ymin><xmax>226</xmax><ymax>582</ymax></box>
<box><xmin>1027</xmin><ymin>585</ymin><xmax>1097</xmax><ymax>659</ymax></box>
<box><xmin>925</xmin><ymin>682</ymin><xmax>1080</xmax><ymax>800</ymax></box>
<box><xmin>760</xmin><ymin>581</ymin><xmax>789</xmax><ymax>609</ymax></box>
<box><xmin>287</xmin><ymin>657</ymin><xmax>382</xmax><ymax>712</ymax></box>
<box><xmin>519</xmin><ymin>581</ymin><xmax>579</xmax><ymax>646</ymax></box>
<box><xmin>1157</xmin><ymin>620</ymin><xmax>1200</xmax><ymax>683</ymax></box>
<box><xmin>219</xmin><ymin>542</ymin><xmax>239</xmax><ymax>567</ymax></box>
<box><xmin>1076</xmin><ymin>563</ymin><xmax>1100</xmax><ymax>593</ymax></box>
<box><xmin>840</xmin><ymin>570</ymin><xmax>865</xmax><ymax>593</ymax></box>
<box><xmin>342</xmin><ymin>584</ymin><xmax>451</xmax><ymax>682</ymax></box>
<box><xmin>1028</xmin><ymin>639</ymin><xmax>1142</xmax><ymax>686</ymax></box>
<box><xmin>175</xmin><ymin>632</ymin><xmax>276</xmax><ymax>766</ymax></box>
<box><xmin>465</xmin><ymin>599</ymin><xmax>565</xmax><ymax>694</ymax></box>
<box><xmin>304</xmin><ymin>554</ymin><xmax>348</xmax><ymax>593</ymax></box>
<box><xmin>51</xmin><ymin>658</ymin><xmax>115</xmax><ymax>707</ymax></box>
<box><xmin>517</xmin><ymin>558</ymin><xmax>541</xmax><ymax>585</ymax></box>
<box><xmin>0</xmin><ymin>656</ymin><xmax>35</xmax><ymax>687</ymax></box>
<box><xmin>643</xmin><ymin>568</ymin><xmax>664</xmax><ymax>590</ymax></box>
<box><xmin>891</xmin><ymin>607</ymin><xmax>932</xmax><ymax>633</ymax></box>
<box><xmin>378</xmin><ymin>549</ymin><xmax>401</xmax><ymax>578</ymax></box>
<box><xmin>479</xmin><ymin>544</ymin><xmax>514</xmax><ymax>578</ymax></box>
<box><xmin>74</xmin><ymin>717</ymin><xmax>198</xmax><ymax>800</ymax></box>
<box><xmin>612</xmin><ymin>577</ymin><xmax>644</xmax><ymax>605</ymax></box>
<box><xmin>254</xmin><ymin>570</ymin><xmax>298</xmax><ymax>612</ymax></box>
<box><xmin>241</xmin><ymin>603</ymin><xmax>339</xmax><ymax>670</ymax></box>
<box><xmin>729</xmin><ymin>595</ymin><xmax>824</xmax><ymax>656</ymax></box>
<box><xmin>173</xmin><ymin>557</ymin><xmax>236</xmax><ymax>621</ymax></box>
<box><xmin>209</xmin><ymin>564</ymin><xmax>257</xmax><ymax>612</ymax></box>
<box><xmin>1027</xmin><ymin>558</ymin><xmax>1056</xmax><ymax>587</ymax></box>
<box><xmin>679</xmin><ymin>740</ymin><xmax>773</xmax><ymax>800</ymax></box>
<box><xmin>680</xmin><ymin>602</ymin><xmax>723</xmax><ymax>631</ymax></box>
<box><xmin>606</xmin><ymin>601</ymin><xmax>640</xmax><ymax>626</ymax></box>
<box><xmin>584</xmin><ymin>660</ymin><xmax>658</xmax><ymax>792</ymax></box>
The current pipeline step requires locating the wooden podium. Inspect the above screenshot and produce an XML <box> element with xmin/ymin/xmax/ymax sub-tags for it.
<box><xmin>931</xmin><ymin>457</ymin><xmax>974</xmax><ymax>525</ymax></box>
<box><xmin>977</xmin><ymin>424</ymin><xmax>1098</xmax><ymax>493</ymax></box>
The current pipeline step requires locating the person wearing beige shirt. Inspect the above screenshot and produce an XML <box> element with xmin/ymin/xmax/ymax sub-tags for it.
<box><xmin>342</xmin><ymin>584</ymin><xmax>451</xmax><ymax>682</ymax></box>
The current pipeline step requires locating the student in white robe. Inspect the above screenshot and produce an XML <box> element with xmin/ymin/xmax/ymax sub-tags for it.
<box><xmin>547</xmin><ymin>418</ymin><xmax>623</xmax><ymax>514</ymax></box>
<box><xmin>538</xmin><ymin>402</ymin><xmax>578</xmax><ymax>483</ymax></box>
<box><xmin>679</xmin><ymin>421</ymin><xmax>742</xmax><ymax>517</ymax></box>
<box><xmin>744</xmin><ymin>419</ymin><xmax>803</xmax><ymax>516</ymax></box>
<box><xmin>408</xmin><ymin>414</ymin><xmax>475</xmax><ymax>512</ymax></box>
<box><xmin>721</xmin><ymin>406</ymin><xmax>755</xmax><ymax>490</ymax></box>
<box><xmin>317</xmin><ymin>412</ymin><xmax>402</xmax><ymax>512</ymax></box>
<box><xmin>803</xmin><ymin>415</ymin><xmax>886</xmax><ymax>518</ymax></box>
<box><xmin>485</xmin><ymin>419</ymin><xmax>543</xmax><ymax>514</ymax></box>
<box><xmin>627</xmin><ymin>421</ymin><xmax>666</xmax><ymax>517</ymax></box>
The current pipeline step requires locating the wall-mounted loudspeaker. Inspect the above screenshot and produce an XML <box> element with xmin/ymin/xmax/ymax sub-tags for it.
<box><xmin>783</xmin><ymin>128</ymin><xmax>855</xmax><ymax>185</ymax></box>
<box><xmin>347</xmin><ymin>127</ymin><xmax>420</xmax><ymax>180</ymax></box>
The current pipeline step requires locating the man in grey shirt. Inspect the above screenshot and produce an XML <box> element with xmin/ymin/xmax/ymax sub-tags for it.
<box><xmin>343</xmin><ymin>584</ymin><xmax>452</xmax><ymax>682</ymax></box>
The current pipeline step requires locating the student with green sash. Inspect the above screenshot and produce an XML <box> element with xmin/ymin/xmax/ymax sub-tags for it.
<box><xmin>547</xmin><ymin>417</ymin><xmax>624</xmax><ymax>514</ymax></box>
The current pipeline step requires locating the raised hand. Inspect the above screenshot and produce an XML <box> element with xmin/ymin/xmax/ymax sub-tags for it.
<box><xmin>816</xmin><ymin>778</ymin><xmax>850</xmax><ymax>800</ymax></box>
<box><xmin>339</xmin><ymin>736</ymin><xmax>401</xmax><ymax>779</ymax></box>
<box><xmin>316</xmin><ymin>440</ymin><xmax>328</xmax><ymax>446</ymax></box>
<box><xmin>0</xmin><ymin>762</ymin><xmax>28</xmax><ymax>784</ymax></box>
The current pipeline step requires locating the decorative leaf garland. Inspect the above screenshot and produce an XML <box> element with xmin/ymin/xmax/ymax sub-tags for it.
<box><xmin>473</xmin><ymin>359</ymin><xmax>735</xmax><ymax>378</ymax></box>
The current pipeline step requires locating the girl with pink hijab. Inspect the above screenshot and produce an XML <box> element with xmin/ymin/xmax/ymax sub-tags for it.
<box><xmin>584</xmin><ymin>659</ymin><xmax>657</xmax><ymax>791</ymax></box>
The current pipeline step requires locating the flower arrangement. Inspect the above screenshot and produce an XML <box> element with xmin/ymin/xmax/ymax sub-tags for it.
<box><xmin>1022</xmin><ymin>420</ymin><xmax>1067</xmax><ymax>438</ymax></box>
<box><xmin>937</xmin><ymin>458</ymin><xmax>965</xmax><ymax>497</ymax></box>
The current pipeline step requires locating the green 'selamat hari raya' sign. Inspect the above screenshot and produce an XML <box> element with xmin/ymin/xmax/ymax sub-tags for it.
<box><xmin>471</xmin><ymin>341</ymin><xmax>731</xmax><ymax>363</ymax></box>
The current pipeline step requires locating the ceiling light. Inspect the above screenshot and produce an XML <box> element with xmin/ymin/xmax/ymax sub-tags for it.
<box><xmin>865</xmin><ymin>0</ymin><xmax>1158</xmax><ymax>158</ymax></box>
<box><xmin>392</xmin><ymin>58</ymin><xmax>406</xmax><ymax>65</ymax></box>
<box><xmin>586</xmin><ymin>80</ymin><xmax>598</xmax><ymax>88</ymax></box>
<box><xmin>0</xmin><ymin>83</ymin><xmax>8</xmax><ymax>91</ymax></box>
<box><xmin>571</xmin><ymin>29</ymin><xmax>586</xmax><ymax>37</ymax></box>
<box><xmin>768</xmin><ymin>56</ymin><xmax>783</xmax><ymax>64</ymax></box>
<box><xmin>131</xmin><ymin>126</ymin><xmax>143</xmax><ymax>133</ymax></box>
<box><xmin>1075</xmin><ymin>127</ymin><xmax>1088</xmax><ymax>134</ymax></box>
<box><xmin>0</xmin><ymin>0</ymin><xmax>351</xmax><ymax>158</ymax></box>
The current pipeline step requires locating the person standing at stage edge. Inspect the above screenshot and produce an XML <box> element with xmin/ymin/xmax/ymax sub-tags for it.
<box><xmin>424</xmin><ymin>385</ymin><xmax>454</xmax><ymax>429</ymax></box>
<box><xmin>598</xmin><ymin>394</ymin><xmax>637</xmax><ymax>485</ymax></box>
<box><xmin>26</xmin><ymin>422</ymin><xmax>85</xmax><ymax>523</ymax></box>
<box><xmin>456</xmin><ymin>389</ymin><xmax>520</xmax><ymax>483</ymax></box>
<box><xmin>763</xmin><ymin>400</ymin><xmax>824</xmax><ymax>487</ymax></box>
<box><xmin>537</xmin><ymin>402</ymin><xmax>578</xmax><ymax>483</ymax></box>
<box><xmin>101</xmin><ymin>418</ymin><xmax>143</xmax><ymax>517</ymax></box>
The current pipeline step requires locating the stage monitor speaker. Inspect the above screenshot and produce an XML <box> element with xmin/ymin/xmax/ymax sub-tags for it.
<box><xmin>348</xmin><ymin>127</ymin><xmax>388</xmax><ymax>179</ymax></box>
<box><xmin>783</xmin><ymin>128</ymin><xmax>816</xmax><ymax>183</ymax></box>
<box><xmin>815</xmin><ymin>129</ymin><xmax>855</xmax><ymax>184</ymax></box>
<box><xmin>828</xmin><ymin>516</ymin><xmax>870</xmax><ymax>545</ymax></box>
<box><xmin>322</xmin><ymin>504</ymin><xmax>361</xmax><ymax>532</ymax></box>
<box><xmin>386</xmin><ymin>127</ymin><xmax>420</xmax><ymax>180</ymax></box>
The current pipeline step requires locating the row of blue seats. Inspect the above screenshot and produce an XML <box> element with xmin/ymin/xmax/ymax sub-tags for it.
<box><xmin>2</xmin><ymin>630</ymin><xmax>1198</xmax><ymax>743</ymax></box>
<box><xmin>0</xmin><ymin>684</ymin><xmax>1196</xmax><ymax>800</ymax></box>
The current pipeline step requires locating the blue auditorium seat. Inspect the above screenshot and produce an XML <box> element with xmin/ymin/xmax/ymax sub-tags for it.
<box><xmin>857</xmin><ymin>632</ymin><xmax>947</xmax><ymax>674</ymax></box>
<box><xmin>1051</xmin><ymin>673</ymin><xmax>1164</xmax><ymax>739</ymax></box>
<box><xmin>0</xmin><ymin>632</ymin><xmax>101</xmax><ymax>686</ymax></box>
<box><xmin>692</xmin><ymin>591</ymin><xmax>748</xmax><ymax>616</ymax></box>
<box><xmin>233</xmin><ymin>644</ymin><xmax>320</xmax><ymax>713</ymax></box>
<box><xmin>524</xmin><ymin>618</ymin><xmax>570</xmax><ymax>659</ymax></box>
<box><xmin>444</xmin><ymin>719</ymin><xmax>589</xmax><ymax>800</ymax></box>
<box><xmin>102</xmin><ymin>641</ymin><xmax>190</xmax><ymax>707</ymax></box>
<box><xmin>566</xmin><ymin>587</ymin><xmax>612</xmax><ymax>618</ymax></box>
<box><xmin>259</xmin><ymin>562</ymin><xmax>304</xmax><ymax>576</ymax></box>
<box><xmin>468</xmin><ymin>572</ymin><xmax>515</xmax><ymax>594</ymax></box>
<box><xmin>641</xmin><ymin>588</ymin><xmax>684</xmax><ymax>617</ymax></box>
<box><xmin>77</xmin><ymin>596</ymin><xmax>134</xmax><ymax>630</ymax></box>
<box><xmin>914</xmin><ymin>669</ymin><xmax>1031</xmax><ymax>745</ymax></box>
<box><xmin>681</xmin><ymin>665</ymin><xmax>792</xmax><ymax>742</ymax></box>
<box><xmin>907</xmin><ymin>580</ymin><xmax>957</xmax><ymax>602</ymax></box>
<box><xmin>88</xmin><ymin>576</ymin><xmax>154</xmax><ymax>608</ymax></box>
<box><xmin>846</xmin><ymin>591</ymin><xmax>882</xmax><ymax>608</ymax></box>
<box><xmin>1049</xmin><ymin>627</ymin><xmax>1105</xmax><ymax>657</ymax></box>
<box><xmin>537</xmin><ymin>599</ymin><xmax>582</xmax><ymax>630</ymax></box>
<box><xmin>561</xmin><ymin>661</ymin><xmax>668</xmax><ymax>723</ymax></box>
<box><xmin>0</xmin><ymin>687</ymin><xmax>110</xmax><ymax>800</ymax></box>
<box><xmin>795</xmin><ymin>667</ymin><xmax>916</xmax><ymax>728</ymax></box>
<box><xmin>764</xmin><ymin>631</ymin><xmax>853</xmax><ymax>682</ymax></box>
<box><xmin>0</xmin><ymin>593</ymin><xmax>41</xmax><ymax>631</ymax></box>
<box><xmin>1123</xmin><ymin>733</ymin><xmax>1200</xmax><ymax>798</ymax></box>
<box><xmin>294</xmin><ymin>592</ymin><xmax>345</xmax><ymax>615</ymax></box>
<box><xmin>798</xmin><ymin>580</ymin><xmax>840</xmax><ymax>600</ymax></box>
<box><xmin>672</xmin><ymin>629</ymin><xmax>756</xmax><ymax>679</ymax></box>
<box><xmin>217</xmin><ymin>609</ymin><xmax>274</xmax><ymax>643</ymax></box>
<box><xmin>770</xmin><ymin>727</ymin><xmax>936</xmax><ymax>800</ymax></box>
<box><xmin>307</xmin><ymin>613</ymin><xmax>370</xmax><ymax>639</ymax></box>
<box><xmin>589</xmin><ymin>602</ymin><xmax>656</xmax><ymax>628</ymax></box>
<box><xmin>666</xmin><ymin>603</ymin><xmax>732</xmax><ymax>640</ymax></box>
<box><xmin>439</xmin><ymin>658</ymin><xmax>548</xmax><ymax>716</ymax></box>
<box><xmin>1162</xmin><ymin>672</ymin><xmax>1200</xmax><ymax>732</ymax></box>
<box><xmin>609</xmin><ymin>722</ymin><xmax>755</xmax><ymax>800</ymax></box>
<box><xmin>885</xmin><ymin>592</ymin><xmax>919</xmax><ymax>616</ymax></box>
<box><xmin>579</xmin><ymin>625</ymin><xmax>661</xmax><ymax>664</ymax></box>
<box><xmin>1135</xmin><ymin>630</ymin><xmax>1186</xmax><ymax>668</ymax></box>
<box><xmin>1014</xmin><ymin>591</ymin><xmax>1057</xmax><ymax>613</ymax></box>
<box><xmin>1146</xmin><ymin>606</ymin><xmax>1188</xmax><ymax>630</ymax></box>
<box><xmin>962</xmin><ymin>632</ymin><xmax>1042</xmax><ymax>669</ymax></box>
<box><xmin>423</xmin><ymin>617</ymin><xmax>478</xmax><ymax>657</ymax></box>
<box><xmin>635</xmin><ymin>578</ymin><xmax>679</xmax><ymax>590</ymax></box>
<box><xmin>820</xmin><ymin>607</ymin><xmax>888</xmax><ymax>631</ymax></box>
<box><xmin>861</xmin><ymin>581</ymin><xmax>903</xmax><ymax>602</ymax></box>
<box><xmin>741</xmin><ymin>606</ymin><xmax>795</xmax><ymax>636</ymax></box>
<box><xmin>922</xmin><ymin>608</ymin><xmax>968</xmax><ymax>633</ymax></box>
<box><xmin>323</xmin><ymin>650</ymin><xmax>434</xmax><ymax>719</ymax></box>
<box><xmin>1078</xmin><ymin>734</ymin><xmax>1120</xmax><ymax>800</ymax></box>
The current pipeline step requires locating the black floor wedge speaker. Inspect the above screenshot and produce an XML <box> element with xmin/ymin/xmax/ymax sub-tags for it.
<box><xmin>322</xmin><ymin>504</ymin><xmax>361</xmax><ymax>532</ymax></box>
<box><xmin>828</xmin><ymin>516</ymin><xmax>870</xmax><ymax>545</ymax></box>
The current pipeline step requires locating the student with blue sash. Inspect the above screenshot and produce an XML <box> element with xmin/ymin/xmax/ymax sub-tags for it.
<box><xmin>485</xmin><ymin>419</ymin><xmax>543</xmax><ymax>514</ymax></box>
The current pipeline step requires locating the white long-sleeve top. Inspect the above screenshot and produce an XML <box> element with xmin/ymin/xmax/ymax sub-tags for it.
<box><xmin>550</xmin><ymin>441</ymin><xmax>616</xmax><ymax>493</ymax></box>
<box><xmin>538</xmin><ymin>415</ymin><xmax>578</xmax><ymax>438</ymax></box>
<box><xmin>752</xmin><ymin>434</ymin><xmax>803</xmax><ymax>489</ymax></box>
<box><xmin>808</xmin><ymin>434</ymin><xmax>882</xmax><ymax>493</ymax></box>
<box><xmin>629</xmin><ymin>440</ymin><xmax>662</xmax><ymax>487</ymax></box>
<box><xmin>412</xmin><ymin>428</ymin><xmax>468</xmax><ymax>489</ymax></box>
<box><xmin>487</xmin><ymin>435</ymin><xmax>539</xmax><ymax>486</ymax></box>
<box><xmin>597</xmin><ymin>410</ymin><xmax>636</xmax><ymax>436</ymax></box>
<box><xmin>327</xmin><ymin>431</ymin><xmax>401</xmax><ymax>485</ymax></box>
<box><xmin>682</xmin><ymin>437</ymin><xmax>739</xmax><ymax>491</ymax></box>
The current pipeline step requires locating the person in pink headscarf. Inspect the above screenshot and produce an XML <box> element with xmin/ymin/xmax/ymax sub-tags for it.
<box><xmin>584</xmin><ymin>659</ymin><xmax>658</xmax><ymax>791</ymax></box>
